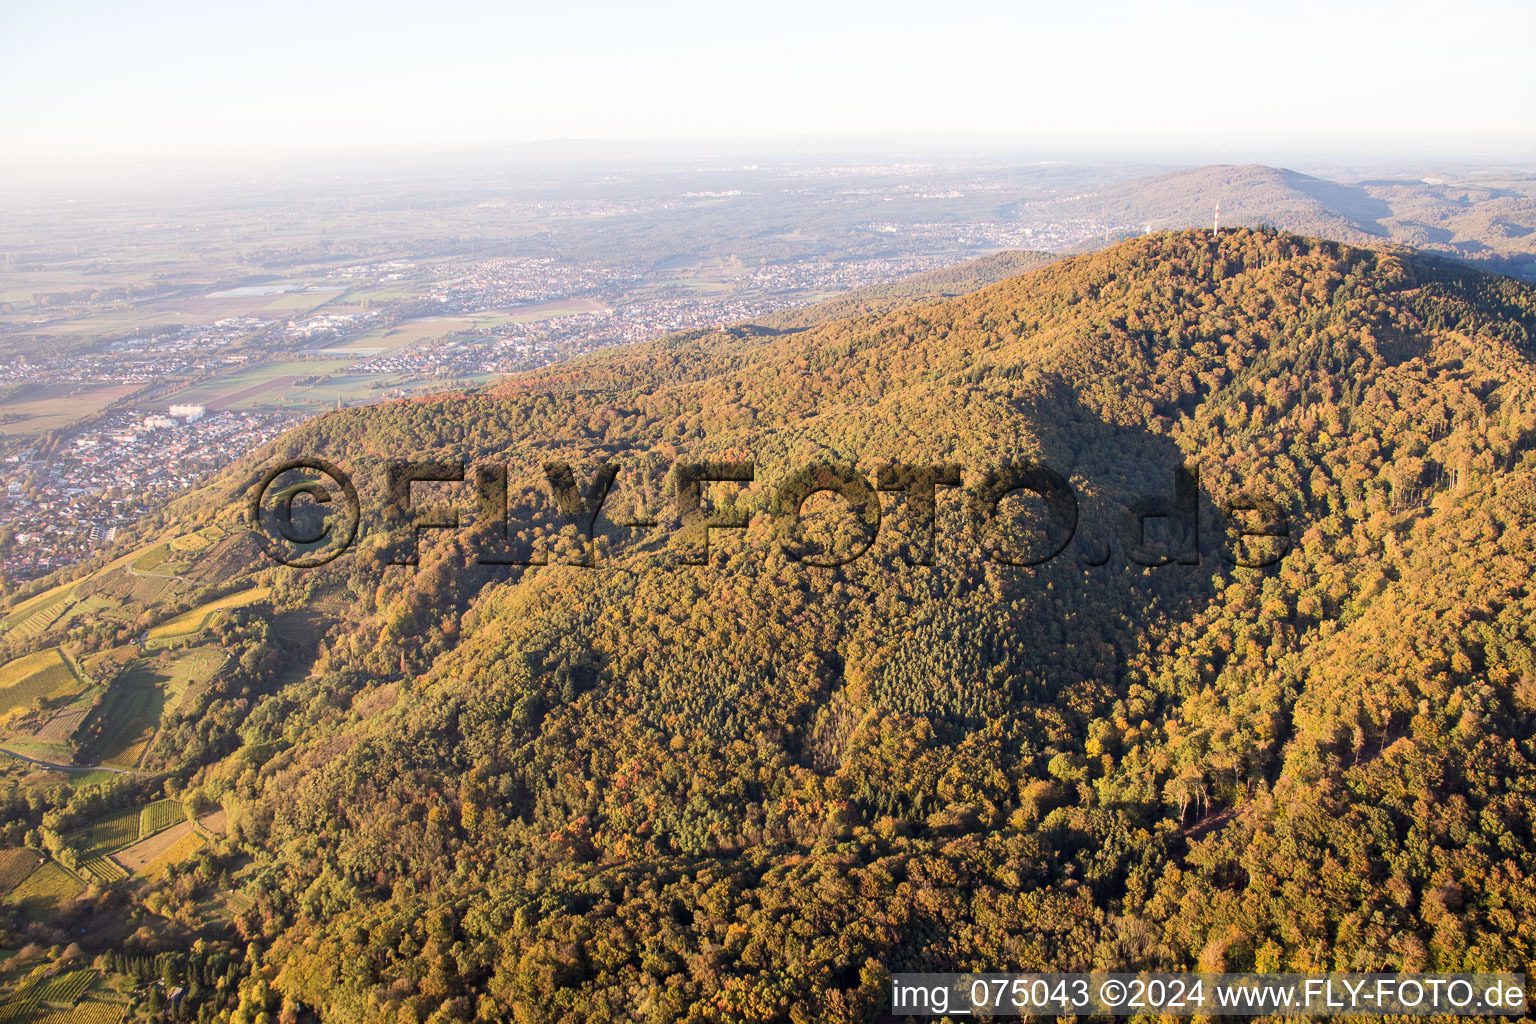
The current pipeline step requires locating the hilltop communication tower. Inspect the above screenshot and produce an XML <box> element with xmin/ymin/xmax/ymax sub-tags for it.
<box><xmin>1213</xmin><ymin>201</ymin><xmax>1221</xmax><ymax>235</ymax></box>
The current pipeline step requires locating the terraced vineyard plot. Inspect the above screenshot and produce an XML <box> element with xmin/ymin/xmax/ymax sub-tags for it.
<box><xmin>68</xmin><ymin>807</ymin><xmax>140</xmax><ymax>860</ymax></box>
<box><xmin>48</xmin><ymin>596</ymin><xmax>116</xmax><ymax>635</ymax></box>
<box><xmin>6</xmin><ymin>862</ymin><xmax>83</xmax><ymax>919</ymax></box>
<box><xmin>78</xmin><ymin>857</ymin><xmax>127</xmax><ymax>884</ymax></box>
<box><xmin>36</xmin><ymin>969</ymin><xmax>95</xmax><ymax>1007</ymax></box>
<box><xmin>139</xmin><ymin>799</ymin><xmax>186</xmax><ymax>837</ymax></box>
<box><xmin>0</xmin><ymin>650</ymin><xmax>87</xmax><ymax>721</ymax></box>
<box><xmin>31</xmin><ymin>1000</ymin><xmax>127</xmax><ymax>1024</ymax></box>
<box><xmin>0</xmin><ymin>970</ymin><xmax>45</xmax><ymax>1022</ymax></box>
<box><xmin>0</xmin><ymin>583</ymin><xmax>75</xmax><ymax>639</ymax></box>
<box><xmin>75</xmin><ymin>673</ymin><xmax>164</xmax><ymax>770</ymax></box>
<box><xmin>159</xmin><ymin>647</ymin><xmax>226</xmax><ymax>709</ymax></box>
<box><xmin>33</xmin><ymin>706</ymin><xmax>90</xmax><ymax>744</ymax></box>
<box><xmin>129</xmin><ymin>544</ymin><xmax>170</xmax><ymax>573</ymax></box>
<box><xmin>0</xmin><ymin>849</ymin><xmax>42</xmax><ymax>894</ymax></box>
<box><xmin>170</xmin><ymin>526</ymin><xmax>223</xmax><ymax>552</ymax></box>
<box><xmin>145</xmin><ymin>587</ymin><xmax>270</xmax><ymax>648</ymax></box>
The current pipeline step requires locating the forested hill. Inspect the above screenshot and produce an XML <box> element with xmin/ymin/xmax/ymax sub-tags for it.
<box><xmin>18</xmin><ymin>229</ymin><xmax>1536</xmax><ymax>1022</ymax></box>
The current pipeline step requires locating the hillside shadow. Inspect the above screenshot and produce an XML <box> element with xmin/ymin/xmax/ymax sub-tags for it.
<box><xmin>1282</xmin><ymin>170</ymin><xmax>1393</xmax><ymax>236</ymax></box>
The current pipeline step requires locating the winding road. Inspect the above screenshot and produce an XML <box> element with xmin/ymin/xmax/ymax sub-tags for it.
<box><xmin>0</xmin><ymin>747</ymin><xmax>152</xmax><ymax>776</ymax></box>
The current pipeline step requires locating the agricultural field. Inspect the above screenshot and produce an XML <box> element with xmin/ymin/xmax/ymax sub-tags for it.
<box><xmin>115</xmin><ymin>820</ymin><xmax>198</xmax><ymax>878</ymax></box>
<box><xmin>77</xmin><ymin>857</ymin><xmax>127</xmax><ymax>885</ymax></box>
<box><xmin>0</xmin><ymin>966</ymin><xmax>107</xmax><ymax>1022</ymax></box>
<box><xmin>0</xmin><ymin>583</ymin><xmax>76</xmax><ymax>640</ymax></box>
<box><xmin>0</xmin><ymin>649</ymin><xmax>87</xmax><ymax>723</ymax></box>
<box><xmin>158</xmin><ymin>647</ymin><xmax>225</xmax><ymax>709</ymax></box>
<box><xmin>169</xmin><ymin>526</ymin><xmax>223</xmax><ymax>553</ymax></box>
<box><xmin>159</xmin><ymin>359</ymin><xmax>354</xmax><ymax>411</ymax></box>
<box><xmin>28</xmin><ymin>999</ymin><xmax>127</xmax><ymax>1024</ymax></box>
<box><xmin>0</xmin><ymin>537</ymin><xmax>184</xmax><ymax>645</ymax></box>
<box><xmin>6</xmin><ymin>862</ymin><xmax>83</xmax><ymax>920</ymax></box>
<box><xmin>78</xmin><ymin>693</ymin><xmax>155</xmax><ymax>771</ymax></box>
<box><xmin>145</xmin><ymin>587</ymin><xmax>270</xmax><ymax>646</ymax></box>
<box><xmin>337</xmin><ymin>311</ymin><xmax>551</xmax><ymax>352</ymax></box>
<box><xmin>35</xmin><ymin>969</ymin><xmax>95</xmax><ymax>1007</ymax></box>
<box><xmin>63</xmin><ymin>797</ymin><xmax>190</xmax><ymax>883</ymax></box>
<box><xmin>12</xmin><ymin>307</ymin><xmax>203</xmax><ymax>339</ymax></box>
<box><xmin>45</xmin><ymin>595</ymin><xmax>120</xmax><ymax>636</ymax></box>
<box><xmin>69</xmin><ymin>807</ymin><xmax>140</xmax><ymax>861</ymax></box>
<box><xmin>74</xmin><ymin>645</ymin><xmax>223</xmax><ymax>767</ymax></box>
<box><xmin>0</xmin><ymin>849</ymin><xmax>42</xmax><ymax>894</ymax></box>
<box><xmin>0</xmin><ymin>382</ymin><xmax>139</xmax><ymax>437</ymax></box>
<box><xmin>32</xmin><ymin>707</ymin><xmax>90</xmax><ymax>744</ymax></box>
<box><xmin>128</xmin><ymin>545</ymin><xmax>169</xmax><ymax>574</ymax></box>
<box><xmin>138</xmin><ymin>799</ymin><xmax>186</xmax><ymax>838</ymax></box>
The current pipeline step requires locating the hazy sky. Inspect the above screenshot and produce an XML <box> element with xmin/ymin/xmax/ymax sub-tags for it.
<box><xmin>3</xmin><ymin>0</ymin><xmax>1533</xmax><ymax>168</ymax></box>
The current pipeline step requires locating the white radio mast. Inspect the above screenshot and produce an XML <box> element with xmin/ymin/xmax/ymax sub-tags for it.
<box><xmin>1213</xmin><ymin>200</ymin><xmax>1221</xmax><ymax>236</ymax></box>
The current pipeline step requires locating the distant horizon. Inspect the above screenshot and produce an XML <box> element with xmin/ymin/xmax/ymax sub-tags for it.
<box><xmin>5</xmin><ymin>0</ymin><xmax>1532</xmax><ymax>172</ymax></box>
<box><xmin>3</xmin><ymin>133</ymin><xmax>1534</xmax><ymax>195</ymax></box>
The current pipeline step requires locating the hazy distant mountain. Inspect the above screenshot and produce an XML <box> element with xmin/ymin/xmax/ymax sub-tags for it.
<box><xmin>1057</xmin><ymin>164</ymin><xmax>1536</xmax><ymax>277</ymax></box>
<box><xmin>1058</xmin><ymin>164</ymin><xmax>1391</xmax><ymax>241</ymax></box>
